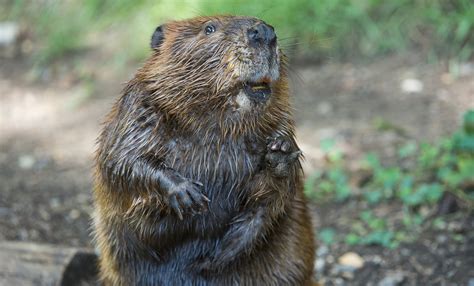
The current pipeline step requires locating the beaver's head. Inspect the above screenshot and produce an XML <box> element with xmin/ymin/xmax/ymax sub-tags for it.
<box><xmin>139</xmin><ymin>16</ymin><xmax>290</xmax><ymax>134</ymax></box>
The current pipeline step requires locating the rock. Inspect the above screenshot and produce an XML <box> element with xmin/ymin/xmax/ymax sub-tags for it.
<box><xmin>327</xmin><ymin>255</ymin><xmax>335</xmax><ymax>264</ymax></box>
<box><xmin>18</xmin><ymin>228</ymin><xmax>29</xmax><ymax>241</ymax></box>
<box><xmin>333</xmin><ymin>277</ymin><xmax>346</xmax><ymax>286</ymax></box>
<box><xmin>400</xmin><ymin>78</ymin><xmax>423</xmax><ymax>93</ymax></box>
<box><xmin>316</xmin><ymin>101</ymin><xmax>333</xmax><ymax>115</ymax></box>
<box><xmin>447</xmin><ymin>221</ymin><xmax>464</xmax><ymax>233</ymax></box>
<box><xmin>365</xmin><ymin>255</ymin><xmax>383</xmax><ymax>265</ymax></box>
<box><xmin>338</xmin><ymin>252</ymin><xmax>365</xmax><ymax>269</ymax></box>
<box><xmin>330</xmin><ymin>264</ymin><xmax>356</xmax><ymax>280</ymax></box>
<box><xmin>0</xmin><ymin>22</ymin><xmax>20</xmax><ymax>58</ymax></box>
<box><xmin>0</xmin><ymin>22</ymin><xmax>19</xmax><ymax>47</ymax></box>
<box><xmin>316</xmin><ymin>245</ymin><xmax>329</xmax><ymax>257</ymax></box>
<box><xmin>68</xmin><ymin>209</ymin><xmax>81</xmax><ymax>220</ymax></box>
<box><xmin>315</xmin><ymin>257</ymin><xmax>326</xmax><ymax>274</ymax></box>
<box><xmin>436</xmin><ymin>234</ymin><xmax>448</xmax><ymax>244</ymax></box>
<box><xmin>0</xmin><ymin>207</ymin><xmax>9</xmax><ymax>217</ymax></box>
<box><xmin>400</xmin><ymin>248</ymin><xmax>410</xmax><ymax>256</ymax></box>
<box><xmin>377</xmin><ymin>271</ymin><xmax>405</xmax><ymax>286</ymax></box>
<box><xmin>49</xmin><ymin>197</ymin><xmax>61</xmax><ymax>210</ymax></box>
<box><xmin>39</xmin><ymin>207</ymin><xmax>51</xmax><ymax>221</ymax></box>
<box><xmin>459</xmin><ymin>62</ymin><xmax>474</xmax><ymax>77</ymax></box>
<box><xmin>18</xmin><ymin>155</ymin><xmax>35</xmax><ymax>170</ymax></box>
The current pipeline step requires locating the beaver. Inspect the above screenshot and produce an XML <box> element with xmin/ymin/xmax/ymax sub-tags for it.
<box><xmin>93</xmin><ymin>15</ymin><xmax>315</xmax><ymax>285</ymax></box>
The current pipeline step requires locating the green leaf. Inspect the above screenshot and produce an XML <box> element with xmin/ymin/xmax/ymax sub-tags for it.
<box><xmin>454</xmin><ymin>134</ymin><xmax>474</xmax><ymax>153</ymax></box>
<box><xmin>320</xmin><ymin>138</ymin><xmax>336</xmax><ymax>153</ymax></box>
<box><xmin>320</xmin><ymin>180</ymin><xmax>335</xmax><ymax>195</ymax></box>
<box><xmin>364</xmin><ymin>153</ymin><xmax>380</xmax><ymax>169</ymax></box>
<box><xmin>368</xmin><ymin>217</ymin><xmax>387</xmax><ymax>231</ymax></box>
<box><xmin>458</xmin><ymin>159</ymin><xmax>474</xmax><ymax>178</ymax></box>
<box><xmin>398</xmin><ymin>142</ymin><xmax>417</xmax><ymax>158</ymax></box>
<box><xmin>456</xmin><ymin>18</ymin><xmax>471</xmax><ymax>41</ymax></box>
<box><xmin>319</xmin><ymin>228</ymin><xmax>337</xmax><ymax>245</ymax></box>
<box><xmin>360</xmin><ymin>210</ymin><xmax>373</xmax><ymax>223</ymax></box>
<box><xmin>362</xmin><ymin>231</ymin><xmax>394</xmax><ymax>247</ymax></box>
<box><xmin>432</xmin><ymin>217</ymin><xmax>446</xmax><ymax>230</ymax></box>
<box><xmin>424</xmin><ymin>183</ymin><xmax>444</xmax><ymax>203</ymax></box>
<box><xmin>438</xmin><ymin>167</ymin><xmax>462</xmax><ymax>187</ymax></box>
<box><xmin>463</xmin><ymin>110</ymin><xmax>474</xmax><ymax>134</ymax></box>
<box><xmin>303</xmin><ymin>171</ymin><xmax>322</xmax><ymax>198</ymax></box>
<box><xmin>345</xmin><ymin>233</ymin><xmax>360</xmax><ymax>245</ymax></box>
<box><xmin>364</xmin><ymin>190</ymin><xmax>383</xmax><ymax>204</ymax></box>
<box><xmin>403</xmin><ymin>191</ymin><xmax>423</xmax><ymax>206</ymax></box>
<box><xmin>398</xmin><ymin>175</ymin><xmax>414</xmax><ymax>201</ymax></box>
<box><xmin>335</xmin><ymin>184</ymin><xmax>351</xmax><ymax>201</ymax></box>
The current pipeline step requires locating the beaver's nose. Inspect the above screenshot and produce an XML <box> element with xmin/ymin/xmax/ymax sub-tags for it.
<box><xmin>247</xmin><ymin>23</ymin><xmax>276</xmax><ymax>46</ymax></box>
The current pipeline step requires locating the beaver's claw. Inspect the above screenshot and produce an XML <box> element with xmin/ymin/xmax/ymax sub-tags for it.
<box><xmin>167</xmin><ymin>180</ymin><xmax>209</xmax><ymax>220</ymax></box>
<box><xmin>265</xmin><ymin>136</ymin><xmax>301</xmax><ymax>178</ymax></box>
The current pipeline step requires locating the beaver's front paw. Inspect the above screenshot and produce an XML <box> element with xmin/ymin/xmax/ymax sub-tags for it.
<box><xmin>265</xmin><ymin>136</ymin><xmax>301</xmax><ymax>178</ymax></box>
<box><xmin>167</xmin><ymin>180</ymin><xmax>209</xmax><ymax>220</ymax></box>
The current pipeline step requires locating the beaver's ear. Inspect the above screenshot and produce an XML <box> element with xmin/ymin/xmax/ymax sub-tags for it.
<box><xmin>151</xmin><ymin>25</ymin><xmax>165</xmax><ymax>50</ymax></box>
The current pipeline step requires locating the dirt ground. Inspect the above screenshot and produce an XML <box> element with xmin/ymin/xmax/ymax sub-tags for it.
<box><xmin>1</xmin><ymin>48</ymin><xmax>473</xmax><ymax>285</ymax></box>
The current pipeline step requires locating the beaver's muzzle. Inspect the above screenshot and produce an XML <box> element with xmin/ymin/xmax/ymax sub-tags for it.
<box><xmin>244</xmin><ymin>81</ymin><xmax>271</xmax><ymax>103</ymax></box>
<box><xmin>240</xmin><ymin>22</ymin><xmax>278</xmax><ymax>102</ymax></box>
<box><xmin>247</xmin><ymin>23</ymin><xmax>276</xmax><ymax>47</ymax></box>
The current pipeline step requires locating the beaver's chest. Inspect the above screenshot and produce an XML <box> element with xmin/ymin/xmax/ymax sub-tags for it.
<box><xmin>162</xmin><ymin>135</ymin><xmax>264</xmax><ymax>208</ymax></box>
<box><xmin>150</xmin><ymin>135</ymin><xmax>263</xmax><ymax>235</ymax></box>
<box><xmin>166</xmin><ymin>135</ymin><xmax>262</xmax><ymax>185</ymax></box>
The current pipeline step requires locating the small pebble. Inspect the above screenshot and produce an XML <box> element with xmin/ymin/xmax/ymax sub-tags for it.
<box><xmin>18</xmin><ymin>155</ymin><xmax>35</xmax><ymax>170</ymax></box>
<box><xmin>39</xmin><ymin>207</ymin><xmax>51</xmax><ymax>221</ymax></box>
<box><xmin>368</xmin><ymin>255</ymin><xmax>383</xmax><ymax>265</ymax></box>
<box><xmin>436</xmin><ymin>234</ymin><xmax>448</xmax><ymax>244</ymax></box>
<box><xmin>316</xmin><ymin>245</ymin><xmax>329</xmax><ymax>257</ymax></box>
<box><xmin>338</xmin><ymin>252</ymin><xmax>365</xmax><ymax>269</ymax></box>
<box><xmin>315</xmin><ymin>258</ymin><xmax>326</xmax><ymax>274</ymax></box>
<box><xmin>331</xmin><ymin>264</ymin><xmax>356</xmax><ymax>280</ymax></box>
<box><xmin>0</xmin><ymin>22</ymin><xmax>19</xmax><ymax>46</ymax></box>
<box><xmin>333</xmin><ymin>277</ymin><xmax>346</xmax><ymax>286</ymax></box>
<box><xmin>18</xmin><ymin>228</ymin><xmax>28</xmax><ymax>241</ymax></box>
<box><xmin>378</xmin><ymin>271</ymin><xmax>405</xmax><ymax>286</ymax></box>
<box><xmin>69</xmin><ymin>209</ymin><xmax>81</xmax><ymax>220</ymax></box>
<box><xmin>400</xmin><ymin>248</ymin><xmax>410</xmax><ymax>256</ymax></box>
<box><xmin>327</xmin><ymin>255</ymin><xmax>335</xmax><ymax>264</ymax></box>
<box><xmin>49</xmin><ymin>197</ymin><xmax>61</xmax><ymax>209</ymax></box>
<box><xmin>401</xmin><ymin>78</ymin><xmax>423</xmax><ymax>93</ymax></box>
<box><xmin>317</xmin><ymin>102</ymin><xmax>333</xmax><ymax>115</ymax></box>
<box><xmin>0</xmin><ymin>207</ymin><xmax>9</xmax><ymax>217</ymax></box>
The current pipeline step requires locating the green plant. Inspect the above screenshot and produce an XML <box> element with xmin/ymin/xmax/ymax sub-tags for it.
<box><xmin>303</xmin><ymin>138</ymin><xmax>352</xmax><ymax>202</ymax></box>
<box><xmin>308</xmin><ymin>109</ymin><xmax>474</xmax><ymax>248</ymax></box>
<box><xmin>4</xmin><ymin>0</ymin><xmax>473</xmax><ymax>65</ymax></box>
<box><xmin>5</xmin><ymin>0</ymin><xmax>170</xmax><ymax>64</ymax></box>
<box><xmin>319</xmin><ymin>227</ymin><xmax>337</xmax><ymax>245</ymax></box>
<box><xmin>423</xmin><ymin>0</ymin><xmax>474</xmax><ymax>61</ymax></box>
<box><xmin>344</xmin><ymin>211</ymin><xmax>400</xmax><ymax>248</ymax></box>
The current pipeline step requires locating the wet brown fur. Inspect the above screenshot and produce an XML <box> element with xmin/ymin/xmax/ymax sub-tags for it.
<box><xmin>93</xmin><ymin>15</ymin><xmax>315</xmax><ymax>285</ymax></box>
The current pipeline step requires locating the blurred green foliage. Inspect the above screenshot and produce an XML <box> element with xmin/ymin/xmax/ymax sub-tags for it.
<box><xmin>319</xmin><ymin>227</ymin><xmax>337</xmax><ymax>245</ymax></box>
<box><xmin>306</xmin><ymin>109</ymin><xmax>474</xmax><ymax>248</ymax></box>
<box><xmin>3</xmin><ymin>0</ymin><xmax>474</xmax><ymax>65</ymax></box>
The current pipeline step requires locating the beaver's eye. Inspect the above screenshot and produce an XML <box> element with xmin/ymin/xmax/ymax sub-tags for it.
<box><xmin>204</xmin><ymin>24</ymin><xmax>216</xmax><ymax>35</ymax></box>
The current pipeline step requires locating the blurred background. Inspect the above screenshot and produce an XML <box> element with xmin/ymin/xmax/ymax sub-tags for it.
<box><xmin>1</xmin><ymin>0</ymin><xmax>473</xmax><ymax>285</ymax></box>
